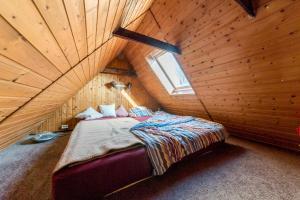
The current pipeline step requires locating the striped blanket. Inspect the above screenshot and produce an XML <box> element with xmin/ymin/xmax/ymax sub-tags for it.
<box><xmin>130</xmin><ymin>112</ymin><xmax>228</xmax><ymax>175</ymax></box>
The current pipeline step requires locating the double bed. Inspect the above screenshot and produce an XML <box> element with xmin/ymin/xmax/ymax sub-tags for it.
<box><xmin>52</xmin><ymin>112</ymin><xmax>228</xmax><ymax>200</ymax></box>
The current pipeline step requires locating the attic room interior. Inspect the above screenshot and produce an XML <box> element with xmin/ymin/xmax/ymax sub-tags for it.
<box><xmin>0</xmin><ymin>0</ymin><xmax>299</xmax><ymax>199</ymax></box>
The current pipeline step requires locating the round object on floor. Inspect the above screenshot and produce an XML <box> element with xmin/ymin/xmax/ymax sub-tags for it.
<box><xmin>31</xmin><ymin>132</ymin><xmax>57</xmax><ymax>143</ymax></box>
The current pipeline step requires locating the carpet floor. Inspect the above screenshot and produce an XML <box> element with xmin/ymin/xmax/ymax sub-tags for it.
<box><xmin>0</xmin><ymin>134</ymin><xmax>299</xmax><ymax>200</ymax></box>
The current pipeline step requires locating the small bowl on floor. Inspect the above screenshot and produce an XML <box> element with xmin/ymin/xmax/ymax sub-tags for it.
<box><xmin>31</xmin><ymin>132</ymin><xmax>58</xmax><ymax>143</ymax></box>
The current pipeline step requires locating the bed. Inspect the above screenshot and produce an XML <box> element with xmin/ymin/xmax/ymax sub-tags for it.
<box><xmin>52</xmin><ymin>113</ymin><xmax>228</xmax><ymax>200</ymax></box>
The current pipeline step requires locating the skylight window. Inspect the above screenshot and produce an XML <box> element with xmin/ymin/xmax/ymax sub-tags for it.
<box><xmin>147</xmin><ymin>51</ymin><xmax>194</xmax><ymax>95</ymax></box>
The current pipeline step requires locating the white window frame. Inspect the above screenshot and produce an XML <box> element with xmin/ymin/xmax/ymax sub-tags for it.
<box><xmin>147</xmin><ymin>51</ymin><xmax>195</xmax><ymax>95</ymax></box>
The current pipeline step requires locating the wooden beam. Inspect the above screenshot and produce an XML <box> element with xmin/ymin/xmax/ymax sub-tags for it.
<box><xmin>102</xmin><ymin>67</ymin><xmax>136</xmax><ymax>76</ymax></box>
<box><xmin>235</xmin><ymin>0</ymin><xmax>255</xmax><ymax>17</ymax></box>
<box><xmin>113</xmin><ymin>27</ymin><xmax>181</xmax><ymax>54</ymax></box>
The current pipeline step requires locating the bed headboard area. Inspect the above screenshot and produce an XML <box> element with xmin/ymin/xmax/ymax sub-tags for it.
<box><xmin>33</xmin><ymin>67</ymin><xmax>159</xmax><ymax>132</ymax></box>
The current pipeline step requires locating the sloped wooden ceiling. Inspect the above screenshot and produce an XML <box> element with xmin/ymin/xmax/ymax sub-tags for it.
<box><xmin>0</xmin><ymin>0</ymin><xmax>154</xmax><ymax>150</ymax></box>
<box><xmin>124</xmin><ymin>0</ymin><xmax>300</xmax><ymax>151</ymax></box>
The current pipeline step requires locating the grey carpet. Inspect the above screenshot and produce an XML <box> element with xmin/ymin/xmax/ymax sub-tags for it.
<box><xmin>0</xmin><ymin>135</ymin><xmax>299</xmax><ymax>200</ymax></box>
<box><xmin>0</xmin><ymin>134</ymin><xmax>70</xmax><ymax>200</ymax></box>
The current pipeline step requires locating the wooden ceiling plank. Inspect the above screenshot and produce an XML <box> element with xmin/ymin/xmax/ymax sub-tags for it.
<box><xmin>120</xmin><ymin>0</ymin><xmax>134</xmax><ymax>26</ymax></box>
<box><xmin>0</xmin><ymin>0</ymin><xmax>71</xmax><ymax>73</ymax></box>
<box><xmin>46</xmin><ymin>82</ymin><xmax>73</xmax><ymax>94</ymax></box>
<box><xmin>105</xmin><ymin>40</ymin><xmax>119</xmax><ymax>67</ymax></box>
<box><xmin>122</xmin><ymin>0</ymin><xmax>139</xmax><ymax>26</ymax></box>
<box><xmin>110</xmin><ymin>0</ymin><xmax>127</xmax><ymax>34</ymax></box>
<box><xmin>136</xmin><ymin>0</ymin><xmax>153</xmax><ymax>20</ymax></box>
<box><xmin>96</xmin><ymin>42</ymin><xmax>109</xmax><ymax>73</ymax></box>
<box><xmin>85</xmin><ymin>0</ymin><xmax>99</xmax><ymax>54</ymax></box>
<box><xmin>127</xmin><ymin>0</ymin><xmax>146</xmax><ymax>25</ymax></box>
<box><xmin>103</xmin><ymin>0</ymin><xmax>121</xmax><ymax>43</ymax></box>
<box><xmin>73</xmin><ymin>63</ymin><xmax>88</xmax><ymax>84</ymax></box>
<box><xmin>93</xmin><ymin>46</ymin><xmax>102</xmax><ymax>73</ymax></box>
<box><xmin>106</xmin><ymin>38</ymin><xmax>120</xmax><ymax>64</ymax></box>
<box><xmin>85</xmin><ymin>0</ymin><xmax>99</xmax><ymax>77</ymax></box>
<box><xmin>0</xmin><ymin>80</ymin><xmax>41</xmax><ymax>98</ymax></box>
<box><xmin>64</xmin><ymin>0</ymin><xmax>88</xmax><ymax>60</ymax></box>
<box><xmin>0</xmin><ymin>54</ymin><xmax>53</xmax><ymax>88</ymax></box>
<box><xmin>72</xmin><ymin>63</ymin><xmax>87</xmax><ymax>87</ymax></box>
<box><xmin>100</xmin><ymin>38</ymin><xmax>116</xmax><ymax>71</ymax></box>
<box><xmin>0</xmin><ymin>110</ymin><xmax>55</xmax><ymax>135</ymax></box>
<box><xmin>0</xmin><ymin>97</ymin><xmax>30</xmax><ymax>108</ymax></box>
<box><xmin>33</xmin><ymin>0</ymin><xmax>80</xmax><ymax>66</ymax></box>
<box><xmin>0</xmin><ymin>56</ymin><xmax>29</xmax><ymax>82</ymax></box>
<box><xmin>98</xmin><ymin>41</ymin><xmax>112</xmax><ymax>73</ymax></box>
<box><xmin>79</xmin><ymin>63</ymin><xmax>89</xmax><ymax>82</ymax></box>
<box><xmin>0</xmin><ymin>17</ymin><xmax>62</xmax><ymax>81</ymax></box>
<box><xmin>119</xmin><ymin>0</ymin><xmax>131</xmax><ymax>26</ymax></box>
<box><xmin>55</xmin><ymin>76</ymin><xmax>79</xmax><ymax>92</ymax></box>
<box><xmin>15</xmin><ymin>72</ymin><xmax>51</xmax><ymax>89</ymax></box>
<box><xmin>81</xmin><ymin>57</ymin><xmax>91</xmax><ymax>81</ymax></box>
<box><xmin>0</xmin><ymin>107</ymin><xmax>19</xmax><ymax>120</ymax></box>
<box><xmin>95</xmin><ymin>0</ymin><xmax>110</xmax><ymax>48</ymax></box>
<box><xmin>88</xmin><ymin>53</ymin><xmax>96</xmax><ymax>79</ymax></box>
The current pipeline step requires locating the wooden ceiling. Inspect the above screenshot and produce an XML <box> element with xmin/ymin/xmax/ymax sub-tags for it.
<box><xmin>0</xmin><ymin>0</ymin><xmax>154</xmax><ymax>149</ymax></box>
<box><xmin>124</xmin><ymin>0</ymin><xmax>300</xmax><ymax>151</ymax></box>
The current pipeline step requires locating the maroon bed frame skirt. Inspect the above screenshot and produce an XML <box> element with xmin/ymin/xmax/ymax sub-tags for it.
<box><xmin>52</xmin><ymin>146</ymin><xmax>152</xmax><ymax>200</ymax></box>
<box><xmin>53</xmin><ymin>116</ymin><xmax>152</xmax><ymax>200</ymax></box>
<box><xmin>52</xmin><ymin>142</ymin><xmax>224</xmax><ymax>200</ymax></box>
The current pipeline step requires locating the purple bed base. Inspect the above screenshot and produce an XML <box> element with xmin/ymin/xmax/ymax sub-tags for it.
<box><xmin>52</xmin><ymin>116</ymin><xmax>151</xmax><ymax>200</ymax></box>
<box><xmin>52</xmin><ymin>146</ymin><xmax>152</xmax><ymax>200</ymax></box>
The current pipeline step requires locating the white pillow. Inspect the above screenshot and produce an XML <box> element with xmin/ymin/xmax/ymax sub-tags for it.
<box><xmin>99</xmin><ymin>104</ymin><xmax>116</xmax><ymax>117</ymax></box>
<box><xmin>75</xmin><ymin>107</ymin><xmax>103</xmax><ymax>120</ymax></box>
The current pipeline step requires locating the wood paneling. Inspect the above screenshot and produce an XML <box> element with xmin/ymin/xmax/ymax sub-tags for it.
<box><xmin>1</xmin><ymin>0</ymin><xmax>299</xmax><ymax>152</ymax></box>
<box><xmin>123</xmin><ymin>0</ymin><xmax>300</xmax><ymax>151</ymax></box>
<box><xmin>33</xmin><ymin>73</ymin><xmax>159</xmax><ymax>132</ymax></box>
<box><xmin>124</xmin><ymin>14</ymin><xmax>210</xmax><ymax>119</ymax></box>
<box><xmin>0</xmin><ymin>0</ymin><xmax>154</xmax><ymax>150</ymax></box>
<box><xmin>0</xmin><ymin>0</ymin><xmax>71</xmax><ymax>73</ymax></box>
<box><xmin>33</xmin><ymin>0</ymin><xmax>80</xmax><ymax>66</ymax></box>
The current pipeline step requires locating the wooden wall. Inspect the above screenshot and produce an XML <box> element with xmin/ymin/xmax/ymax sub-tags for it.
<box><xmin>0</xmin><ymin>0</ymin><xmax>154</xmax><ymax>150</ymax></box>
<box><xmin>33</xmin><ymin>73</ymin><xmax>159</xmax><ymax>132</ymax></box>
<box><xmin>123</xmin><ymin>0</ymin><xmax>300</xmax><ymax>151</ymax></box>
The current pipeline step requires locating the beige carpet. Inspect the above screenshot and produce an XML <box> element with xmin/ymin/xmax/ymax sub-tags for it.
<box><xmin>0</xmin><ymin>134</ymin><xmax>299</xmax><ymax>200</ymax></box>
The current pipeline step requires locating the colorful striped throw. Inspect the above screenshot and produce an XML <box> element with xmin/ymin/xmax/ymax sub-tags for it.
<box><xmin>130</xmin><ymin>112</ymin><xmax>228</xmax><ymax>175</ymax></box>
<box><xmin>129</xmin><ymin>106</ymin><xmax>153</xmax><ymax>117</ymax></box>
